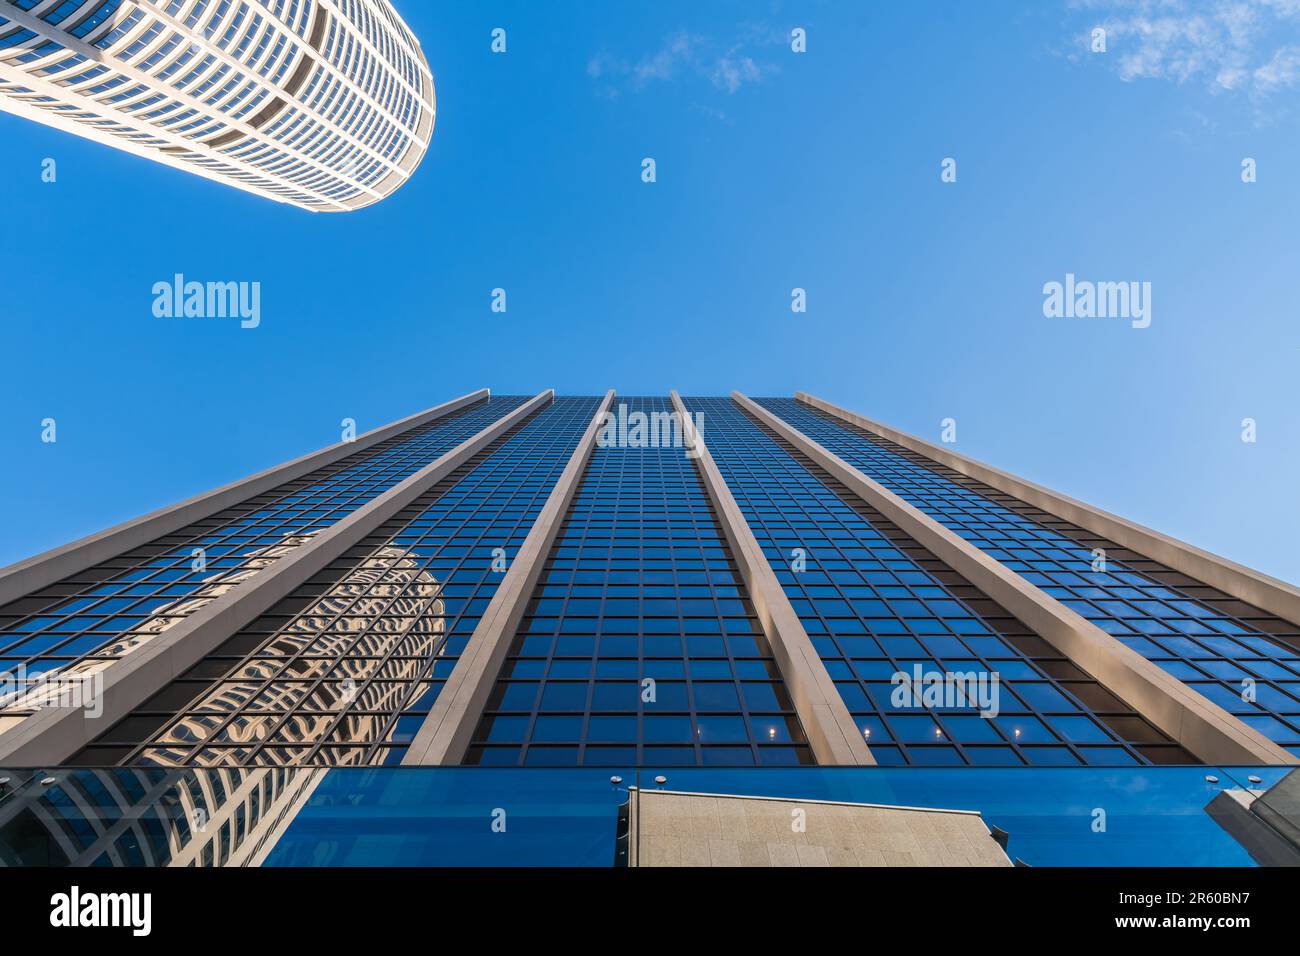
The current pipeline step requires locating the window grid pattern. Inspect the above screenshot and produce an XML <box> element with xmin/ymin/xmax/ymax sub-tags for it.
<box><xmin>686</xmin><ymin>398</ymin><xmax>1193</xmax><ymax>768</ymax></box>
<box><xmin>469</xmin><ymin>398</ymin><xmax>813</xmax><ymax>769</ymax></box>
<box><xmin>0</xmin><ymin>395</ymin><xmax>527</xmax><ymax>725</ymax></box>
<box><xmin>758</xmin><ymin>398</ymin><xmax>1300</xmax><ymax>758</ymax></box>
<box><xmin>73</xmin><ymin>397</ymin><xmax>602</xmax><ymax>768</ymax></box>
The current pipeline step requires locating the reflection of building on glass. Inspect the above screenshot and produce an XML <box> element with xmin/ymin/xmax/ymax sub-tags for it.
<box><xmin>0</xmin><ymin>766</ymin><xmax>324</xmax><ymax>867</ymax></box>
<box><xmin>3</xmin><ymin>530</ymin><xmax>445</xmax><ymax>766</ymax></box>
<box><xmin>137</xmin><ymin>539</ymin><xmax>445</xmax><ymax>767</ymax></box>
<box><xmin>0</xmin><ymin>532</ymin><xmax>319</xmax><ymax>728</ymax></box>
<box><xmin>0</xmin><ymin>0</ymin><xmax>434</xmax><ymax>211</ymax></box>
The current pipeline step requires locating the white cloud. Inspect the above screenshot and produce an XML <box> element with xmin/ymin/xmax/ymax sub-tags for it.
<box><xmin>635</xmin><ymin>32</ymin><xmax>704</xmax><ymax>85</ymax></box>
<box><xmin>1075</xmin><ymin>0</ymin><xmax>1300</xmax><ymax>95</ymax></box>
<box><xmin>711</xmin><ymin>55</ymin><xmax>762</xmax><ymax>93</ymax></box>
<box><xmin>588</xmin><ymin>28</ymin><xmax>777</xmax><ymax>100</ymax></box>
<box><xmin>1252</xmin><ymin>42</ymin><xmax>1300</xmax><ymax>90</ymax></box>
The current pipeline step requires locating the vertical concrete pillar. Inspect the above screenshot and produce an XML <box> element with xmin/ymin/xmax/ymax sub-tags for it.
<box><xmin>670</xmin><ymin>391</ymin><xmax>874</xmax><ymax>766</ymax></box>
<box><xmin>0</xmin><ymin>391</ymin><xmax>553</xmax><ymax>766</ymax></box>
<box><xmin>739</xmin><ymin>392</ymin><xmax>1295</xmax><ymax>766</ymax></box>
<box><xmin>404</xmin><ymin>391</ymin><xmax>617</xmax><ymax>765</ymax></box>
<box><xmin>0</xmin><ymin>389</ymin><xmax>493</xmax><ymax>606</ymax></box>
<box><xmin>796</xmin><ymin>391</ymin><xmax>1300</xmax><ymax>628</ymax></box>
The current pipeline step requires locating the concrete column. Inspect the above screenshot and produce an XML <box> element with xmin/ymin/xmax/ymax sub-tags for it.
<box><xmin>796</xmin><ymin>391</ymin><xmax>1300</xmax><ymax>629</ymax></box>
<box><xmin>671</xmin><ymin>392</ymin><xmax>875</xmax><ymax>766</ymax></box>
<box><xmin>0</xmin><ymin>391</ymin><xmax>554</xmax><ymax>766</ymax></box>
<box><xmin>739</xmin><ymin>392</ymin><xmax>1295</xmax><ymax>766</ymax></box>
<box><xmin>404</xmin><ymin>390</ymin><xmax>616</xmax><ymax>765</ymax></box>
<box><xmin>0</xmin><ymin>389</ymin><xmax>492</xmax><ymax>607</ymax></box>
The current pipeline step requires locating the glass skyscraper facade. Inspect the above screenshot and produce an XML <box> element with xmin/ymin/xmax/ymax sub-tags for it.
<box><xmin>470</xmin><ymin>398</ymin><xmax>810</xmax><ymax>769</ymax></box>
<box><xmin>0</xmin><ymin>0</ymin><xmax>433</xmax><ymax>210</ymax></box>
<box><xmin>1</xmin><ymin>390</ymin><xmax>1297</xmax><ymax>777</ymax></box>
<box><xmin>755</xmin><ymin>398</ymin><xmax>1300</xmax><ymax>756</ymax></box>
<box><xmin>685</xmin><ymin>398</ymin><xmax>1189</xmax><ymax>768</ymax></box>
<box><xmin>69</xmin><ymin>396</ymin><xmax>601</xmax><ymax>767</ymax></box>
<box><xmin>0</xmin><ymin>395</ymin><xmax>528</xmax><ymax>739</ymax></box>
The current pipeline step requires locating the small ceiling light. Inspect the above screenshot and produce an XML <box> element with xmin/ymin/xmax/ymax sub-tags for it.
<box><xmin>1204</xmin><ymin>775</ymin><xmax>1219</xmax><ymax>784</ymax></box>
<box><xmin>40</xmin><ymin>776</ymin><xmax>56</xmax><ymax>786</ymax></box>
<box><xmin>610</xmin><ymin>775</ymin><xmax>623</xmax><ymax>786</ymax></box>
<box><xmin>768</xmin><ymin>728</ymin><xmax>776</xmax><ymax>739</ymax></box>
<box><xmin>654</xmin><ymin>775</ymin><xmax>667</xmax><ymax>787</ymax></box>
<box><xmin>1247</xmin><ymin>775</ymin><xmax>1263</xmax><ymax>785</ymax></box>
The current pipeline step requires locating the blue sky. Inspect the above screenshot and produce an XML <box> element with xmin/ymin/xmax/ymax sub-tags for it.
<box><xmin>2</xmin><ymin>0</ymin><xmax>1299</xmax><ymax>584</ymax></box>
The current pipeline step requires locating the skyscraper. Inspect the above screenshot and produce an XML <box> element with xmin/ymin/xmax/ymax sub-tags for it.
<box><xmin>1</xmin><ymin>389</ymin><xmax>1298</xmax><ymax>773</ymax></box>
<box><xmin>0</xmin><ymin>0</ymin><xmax>434</xmax><ymax>211</ymax></box>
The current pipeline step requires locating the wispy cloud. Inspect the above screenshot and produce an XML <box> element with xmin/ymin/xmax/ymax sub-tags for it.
<box><xmin>711</xmin><ymin>54</ymin><xmax>763</xmax><ymax>93</ymax></box>
<box><xmin>587</xmin><ymin>27</ymin><xmax>781</xmax><ymax>101</ymax></box>
<box><xmin>1071</xmin><ymin>0</ymin><xmax>1300</xmax><ymax>96</ymax></box>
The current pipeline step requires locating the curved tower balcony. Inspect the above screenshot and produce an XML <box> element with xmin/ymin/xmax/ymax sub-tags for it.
<box><xmin>0</xmin><ymin>0</ymin><xmax>434</xmax><ymax>211</ymax></box>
